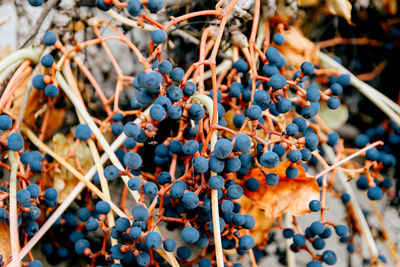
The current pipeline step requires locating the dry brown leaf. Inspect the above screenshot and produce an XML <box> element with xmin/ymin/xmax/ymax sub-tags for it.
<box><xmin>243</xmin><ymin>162</ymin><xmax>320</xmax><ymax>217</ymax></box>
<box><xmin>0</xmin><ymin>222</ymin><xmax>11</xmax><ymax>260</ymax></box>
<box><xmin>326</xmin><ymin>0</ymin><xmax>353</xmax><ymax>25</ymax></box>
<box><xmin>238</xmin><ymin>196</ymin><xmax>275</xmax><ymax>246</ymax></box>
<box><xmin>275</xmin><ymin>27</ymin><xmax>320</xmax><ymax>70</ymax></box>
<box><xmin>298</xmin><ymin>0</ymin><xmax>319</xmax><ymax>7</ymax></box>
<box><xmin>45</xmin><ymin>133</ymin><xmax>94</xmax><ymax>202</ymax></box>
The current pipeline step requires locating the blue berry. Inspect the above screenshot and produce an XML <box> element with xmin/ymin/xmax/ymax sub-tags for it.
<box><xmin>17</xmin><ymin>189</ymin><xmax>30</xmax><ymax>204</ymax></box>
<box><xmin>145</xmin><ymin>231</ymin><xmax>162</xmax><ymax>249</ymax></box>
<box><xmin>330</xmin><ymin>83</ymin><xmax>343</xmax><ymax>95</ymax></box>
<box><xmin>221</xmin><ymin>200</ymin><xmax>234</xmax><ymax>213</ymax></box>
<box><xmin>322</xmin><ymin>250</ymin><xmax>337</xmax><ymax>265</ymax></box>
<box><xmin>233</xmin><ymin>59</ymin><xmax>249</xmax><ymax>73</ymax></box>
<box><xmin>233</xmin><ymin>114</ymin><xmax>246</xmax><ymax>128</ymax></box>
<box><xmin>243</xmin><ymin>214</ymin><xmax>255</xmax><ymax>229</ymax></box>
<box><xmin>198</xmin><ymin>258</ymin><xmax>212</xmax><ymax>267</ymax></box>
<box><xmin>181</xmin><ymin>227</ymin><xmax>199</xmax><ymax>244</ymax></box>
<box><xmin>170</xmin><ymin>67</ymin><xmax>185</xmax><ymax>82</ymax></box>
<box><xmin>150</xmin><ymin>104</ymin><xmax>166</xmax><ymax>121</ymax></box>
<box><xmin>226</xmin><ymin>157</ymin><xmax>241</xmax><ymax>173</ymax></box>
<box><xmin>226</xmin><ymin>184</ymin><xmax>243</xmax><ymax>199</ymax></box>
<box><xmin>301</xmin><ymin>61</ymin><xmax>315</xmax><ymax>76</ymax></box>
<box><xmin>136</xmin><ymin>252</ymin><xmax>150</xmax><ymax>266</ymax></box>
<box><xmin>183</xmin><ymin>81</ymin><xmax>197</xmax><ymax>96</ymax></box>
<box><xmin>32</xmin><ymin>74</ymin><xmax>46</xmax><ymax>90</ymax></box>
<box><xmin>232</xmin><ymin>213</ymin><xmax>245</xmax><ymax>226</ymax></box>
<box><xmin>29</xmin><ymin>260</ymin><xmax>42</xmax><ymax>267</ymax></box>
<box><xmin>29</xmin><ymin>160</ymin><xmax>42</xmax><ymax>172</ymax></box>
<box><xmin>144</xmin><ymin>71</ymin><xmax>163</xmax><ymax>91</ymax></box>
<box><xmin>309</xmin><ymin>200</ymin><xmax>321</xmax><ymax>212</ymax></box>
<box><xmin>166</xmin><ymin>86</ymin><xmax>183</xmax><ymax>101</ymax></box>
<box><xmin>123</xmin><ymin>152</ymin><xmax>142</xmax><ymax>169</ymax></box>
<box><xmin>244</xmin><ymin>178</ymin><xmax>259</xmax><ymax>191</ymax></box>
<box><xmin>209</xmin><ymin>155</ymin><xmax>225</xmax><ymax>173</ymax></box>
<box><xmin>96</xmin><ymin>0</ymin><xmax>112</xmax><ymax>10</ymax></box>
<box><xmin>104</xmin><ymin>165</ymin><xmax>119</xmax><ymax>181</ymax></box>
<box><xmin>335</xmin><ymin>225</ymin><xmax>348</xmax><ymax>236</ymax></box>
<box><xmin>265</xmin><ymin>173</ymin><xmax>279</xmax><ymax>186</ymax></box>
<box><xmin>262</xmin><ymin>64</ymin><xmax>279</xmax><ymax>77</ymax></box>
<box><xmin>286</xmin><ymin>166</ymin><xmax>298</xmax><ymax>178</ymax></box>
<box><xmin>111</xmin><ymin>123</ymin><xmax>123</xmax><ymax>136</ymax></box>
<box><xmin>356</xmin><ymin>176</ymin><xmax>369</xmax><ymax>190</ymax></box>
<box><xmin>276</xmin><ymin>98</ymin><xmax>291</xmax><ymax>113</ymax></box>
<box><xmin>170</xmin><ymin>181</ymin><xmax>187</xmax><ymax>199</ymax></box>
<box><xmin>310</xmin><ymin>221</ymin><xmax>325</xmax><ymax>235</ymax></box>
<box><xmin>327</xmin><ymin>132</ymin><xmax>339</xmax><ymax>146</ymax></box>
<box><xmin>115</xmin><ymin>217</ymin><xmax>130</xmax><ymax>232</ymax></box>
<box><xmin>367</xmin><ymin>186</ymin><xmax>383</xmax><ymax>200</ymax></box>
<box><xmin>235</xmin><ymin>134</ymin><xmax>251</xmax><ymax>153</ymax></box>
<box><xmin>306</xmin><ymin>86</ymin><xmax>320</xmax><ymax>102</ymax></box>
<box><xmin>147</xmin><ymin>0</ymin><xmax>163</xmax><ymax>12</ymax></box>
<box><xmin>341</xmin><ymin>193</ymin><xmax>351</xmax><ymax>203</ymax></box>
<box><xmin>44</xmin><ymin>188</ymin><xmax>58</xmax><ymax>201</ymax></box>
<box><xmin>74</xmin><ymin>239</ymin><xmax>90</xmax><ymax>255</ymax></box>
<box><xmin>25</xmin><ymin>221</ymin><xmax>38</xmax><ymax>236</ymax></box>
<box><xmin>286</xmin><ymin>123</ymin><xmax>299</xmax><ymax>136</ymax></box>
<box><xmin>77</xmin><ymin>208</ymin><xmax>91</xmax><ymax>221</ymax></box>
<box><xmin>327</xmin><ymin>97</ymin><xmax>340</xmax><ymax>109</ymax></box>
<box><xmin>229</xmin><ymin>82</ymin><xmax>243</xmax><ymax>97</ymax></box>
<box><xmin>283</xmin><ymin>228</ymin><xmax>294</xmax><ymax>238</ymax></box>
<box><xmin>293</xmin><ymin>234</ymin><xmax>305</xmax><ymax>247</ymax></box>
<box><xmin>265</xmin><ymin>47</ymin><xmax>280</xmax><ymax>64</ymax></box>
<box><xmin>123</xmin><ymin>122</ymin><xmax>140</xmax><ymax>138</ymax></box>
<box><xmin>312</xmin><ymin>237</ymin><xmax>325</xmax><ymax>250</ymax></box>
<box><xmin>183</xmin><ymin>192</ymin><xmax>199</xmax><ymax>210</ymax></box>
<box><xmin>163</xmin><ymin>238</ymin><xmax>176</xmax><ymax>252</ymax></box>
<box><xmin>288</xmin><ymin>150</ymin><xmax>302</xmax><ymax>163</ymax></box>
<box><xmin>0</xmin><ymin>114</ymin><xmax>12</xmax><ymax>130</ymax></box>
<box><xmin>129</xmin><ymin>227</ymin><xmax>142</xmax><ymax>239</ymax></box>
<box><xmin>169</xmin><ymin>140</ymin><xmax>183</xmax><ymax>154</ymax></box>
<box><xmin>157</xmin><ymin>171</ymin><xmax>171</xmax><ymax>185</ymax></box>
<box><xmin>75</xmin><ymin>124</ymin><xmax>91</xmax><ymax>140</ymax></box>
<box><xmin>366</xmin><ymin>148</ymin><xmax>379</xmax><ymax>161</ymax></box>
<box><xmin>44</xmin><ymin>84</ymin><xmax>58</xmax><ymax>98</ymax></box>
<box><xmin>177</xmin><ymin>246</ymin><xmax>191</xmax><ymax>260</ymax></box>
<box><xmin>151</xmin><ymin>29</ymin><xmax>167</xmax><ymax>44</ymax></box>
<box><xmin>95</xmin><ymin>201</ymin><xmax>111</xmax><ymax>214</ymax></box>
<box><xmin>238</xmin><ymin>235</ymin><xmax>254</xmax><ymax>250</ymax></box>
<box><xmin>132</xmin><ymin>205</ymin><xmax>149</xmax><ymax>221</ymax></box>
<box><xmin>127</xmin><ymin>0</ymin><xmax>143</xmax><ymax>16</ymax></box>
<box><xmin>260</xmin><ymin>152</ymin><xmax>279</xmax><ymax>168</ymax></box>
<box><xmin>269</xmin><ymin>74</ymin><xmax>287</xmax><ymax>90</ymax></box>
<box><xmin>337</xmin><ymin>74</ymin><xmax>351</xmax><ymax>86</ymax></box>
<box><xmin>305</xmin><ymin>133</ymin><xmax>319</xmax><ymax>150</ymax></box>
<box><xmin>85</xmin><ymin>218</ymin><xmax>99</xmax><ymax>231</ymax></box>
<box><xmin>28</xmin><ymin>0</ymin><xmax>43</xmax><ymax>6</ymax></box>
<box><xmin>143</xmin><ymin>182</ymin><xmax>158</xmax><ymax>196</ymax></box>
<box><xmin>128</xmin><ymin>177</ymin><xmax>142</xmax><ymax>190</ymax></box>
<box><xmin>188</xmin><ymin>104</ymin><xmax>205</xmax><ymax>121</ymax></box>
<box><xmin>27</xmin><ymin>184</ymin><xmax>40</xmax><ymax>198</ymax></box>
<box><xmin>41</xmin><ymin>54</ymin><xmax>54</xmax><ymax>68</ymax></box>
<box><xmin>7</xmin><ymin>133</ymin><xmax>24</xmax><ymax>151</ymax></box>
<box><xmin>246</xmin><ymin>105</ymin><xmax>262</xmax><ymax>120</ymax></box>
<box><xmin>253</xmin><ymin>90</ymin><xmax>271</xmax><ymax>110</ymax></box>
<box><xmin>272</xmin><ymin>33</ymin><xmax>285</xmax><ymax>45</ymax></box>
<box><xmin>192</xmin><ymin>156</ymin><xmax>209</xmax><ymax>173</ymax></box>
<box><xmin>124</xmin><ymin>137</ymin><xmax>137</xmax><ymax>149</ymax></box>
<box><xmin>214</xmin><ymin>139</ymin><xmax>233</xmax><ymax>159</ymax></box>
<box><xmin>293</xmin><ymin>117</ymin><xmax>307</xmax><ymax>132</ymax></box>
<box><xmin>183</xmin><ymin>140</ymin><xmax>199</xmax><ymax>155</ymax></box>
<box><xmin>158</xmin><ymin>60</ymin><xmax>173</xmax><ymax>74</ymax></box>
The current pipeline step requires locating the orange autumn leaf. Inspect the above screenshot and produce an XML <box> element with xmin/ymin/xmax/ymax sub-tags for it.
<box><xmin>275</xmin><ymin>27</ymin><xmax>320</xmax><ymax>70</ymax></box>
<box><xmin>242</xmin><ymin>162</ymin><xmax>320</xmax><ymax>217</ymax></box>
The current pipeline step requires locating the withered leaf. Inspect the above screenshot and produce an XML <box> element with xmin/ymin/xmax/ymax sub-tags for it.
<box><xmin>326</xmin><ymin>0</ymin><xmax>353</xmax><ymax>25</ymax></box>
<box><xmin>243</xmin><ymin>162</ymin><xmax>320</xmax><ymax>217</ymax></box>
<box><xmin>275</xmin><ymin>27</ymin><xmax>320</xmax><ymax>70</ymax></box>
<box><xmin>0</xmin><ymin>222</ymin><xmax>10</xmax><ymax>260</ymax></box>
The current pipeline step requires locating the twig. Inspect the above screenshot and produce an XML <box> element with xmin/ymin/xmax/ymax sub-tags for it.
<box><xmin>0</xmin><ymin>60</ymin><xmax>23</xmax><ymax>86</ymax></box>
<box><xmin>318</xmin><ymin>52</ymin><xmax>400</xmax><ymax>126</ymax></box>
<box><xmin>190</xmin><ymin>94</ymin><xmax>224</xmax><ymax>267</ymax></box>
<box><xmin>0</xmin><ymin>49</ymin><xmax>40</xmax><ymax>74</ymax></box>
<box><xmin>7</xmin><ymin>150</ymin><xmax>20</xmax><ymax>267</ymax></box>
<box><xmin>105</xmin><ymin>9</ymin><xmax>156</xmax><ymax>31</ymax></box>
<box><xmin>19</xmin><ymin>0</ymin><xmax>61</xmax><ymax>48</ymax></box>
<box><xmin>322</xmin><ymin>144</ymin><xmax>379</xmax><ymax>258</ymax></box>
<box><xmin>283</xmin><ymin>213</ymin><xmax>295</xmax><ymax>267</ymax></box>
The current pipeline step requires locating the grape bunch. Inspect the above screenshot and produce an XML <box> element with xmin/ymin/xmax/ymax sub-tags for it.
<box><xmin>0</xmin><ymin>0</ymin><xmax>398</xmax><ymax>266</ymax></box>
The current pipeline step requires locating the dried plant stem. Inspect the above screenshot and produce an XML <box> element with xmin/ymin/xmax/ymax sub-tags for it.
<box><xmin>322</xmin><ymin>144</ymin><xmax>379</xmax><ymax>258</ymax></box>
<box><xmin>369</xmin><ymin>200</ymin><xmax>400</xmax><ymax>265</ymax></box>
<box><xmin>283</xmin><ymin>213</ymin><xmax>296</xmax><ymax>267</ymax></box>
<box><xmin>22</xmin><ymin>127</ymin><xmax>126</xmax><ymax>217</ymax></box>
<box><xmin>318</xmin><ymin>52</ymin><xmax>400</xmax><ymax>126</ymax></box>
<box><xmin>7</xmin><ymin>150</ymin><xmax>20</xmax><ymax>267</ymax></box>
<box><xmin>56</xmin><ymin>72</ymin><xmax>180</xmax><ymax>266</ymax></box>
<box><xmin>105</xmin><ymin>9</ymin><xmax>156</xmax><ymax>31</ymax></box>
<box><xmin>190</xmin><ymin>94</ymin><xmax>223</xmax><ymax>267</ymax></box>
<box><xmin>0</xmin><ymin>60</ymin><xmax>23</xmax><ymax>86</ymax></box>
<box><xmin>0</xmin><ymin>49</ymin><xmax>39</xmax><ymax>74</ymax></box>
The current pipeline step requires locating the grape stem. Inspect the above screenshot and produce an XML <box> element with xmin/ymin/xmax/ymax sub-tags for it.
<box><xmin>190</xmin><ymin>94</ymin><xmax>224</xmax><ymax>267</ymax></box>
<box><xmin>7</xmin><ymin>150</ymin><xmax>20</xmax><ymax>267</ymax></box>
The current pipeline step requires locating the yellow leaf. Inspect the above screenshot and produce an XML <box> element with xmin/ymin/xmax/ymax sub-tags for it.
<box><xmin>326</xmin><ymin>0</ymin><xmax>353</xmax><ymax>25</ymax></box>
<box><xmin>0</xmin><ymin>222</ymin><xmax>11</xmax><ymax>260</ymax></box>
